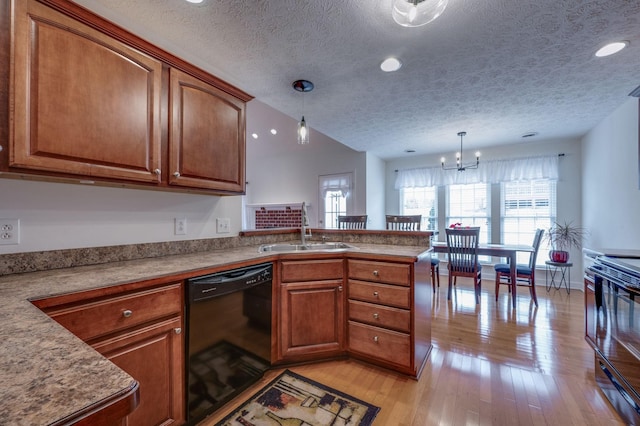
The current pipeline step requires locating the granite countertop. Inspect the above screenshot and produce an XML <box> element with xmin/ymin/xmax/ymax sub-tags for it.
<box><xmin>0</xmin><ymin>242</ymin><xmax>428</xmax><ymax>425</ymax></box>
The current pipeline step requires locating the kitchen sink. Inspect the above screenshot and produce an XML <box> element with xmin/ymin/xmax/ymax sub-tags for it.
<box><xmin>258</xmin><ymin>242</ymin><xmax>357</xmax><ymax>253</ymax></box>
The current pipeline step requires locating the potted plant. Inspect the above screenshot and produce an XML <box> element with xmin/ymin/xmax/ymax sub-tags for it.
<box><xmin>545</xmin><ymin>220</ymin><xmax>588</xmax><ymax>263</ymax></box>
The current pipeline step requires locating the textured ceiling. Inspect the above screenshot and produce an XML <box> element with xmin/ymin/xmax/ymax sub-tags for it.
<box><xmin>75</xmin><ymin>0</ymin><xmax>640</xmax><ymax>160</ymax></box>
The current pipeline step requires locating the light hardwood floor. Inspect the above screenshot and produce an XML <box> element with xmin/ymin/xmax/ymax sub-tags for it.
<box><xmin>200</xmin><ymin>278</ymin><xmax>625</xmax><ymax>425</ymax></box>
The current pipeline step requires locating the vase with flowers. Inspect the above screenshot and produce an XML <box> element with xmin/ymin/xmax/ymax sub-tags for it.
<box><xmin>544</xmin><ymin>220</ymin><xmax>588</xmax><ymax>263</ymax></box>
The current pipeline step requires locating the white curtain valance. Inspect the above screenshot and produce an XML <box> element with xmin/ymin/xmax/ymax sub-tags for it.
<box><xmin>395</xmin><ymin>155</ymin><xmax>559</xmax><ymax>189</ymax></box>
<box><xmin>320</xmin><ymin>173</ymin><xmax>351</xmax><ymax>197</ymax></box>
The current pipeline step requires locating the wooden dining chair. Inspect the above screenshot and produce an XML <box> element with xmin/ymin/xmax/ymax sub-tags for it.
<box><xmin>445</xmin><ymin>227</ymin><xmax>482</xmax><ymax>304</ymax></box>
<box><xmin>494</xmin><ymin>228</ymin><xmax>544</xmax><ymax>307</ymax></box>
<box><xmin>338</xmin><ymin>215</ymin><xmax>368</xmax><ymax>229</ymax></box>
<box><xmin>385</xmin><ymin>215</ymin><xmax>422</xmax><ymax>231</ymax></box>
<box><xmin>429</xmin><ymin>234</ymin><xmax>440</xmax><ymax>293</ymax></box>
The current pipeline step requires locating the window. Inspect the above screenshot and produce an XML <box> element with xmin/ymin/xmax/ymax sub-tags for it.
<box><xmin>446</xmin><ymin>183</ymin><xmax>490</xmax><ymax>243</ymax></box>
<box><xmin>319</xmin><ymin>173</ymin><xmax>352</xmax><ymax>229</ymax></box>
<box><xmin>323</xmin><ymin>190</ymin><xmax>347</xmax><ymax>229</ymax></box>
<box><xmin>400</xmin><ymin>187</ymin><xmax>437</xmax><ymax>230</ymax></box>
<box><xmin>501</xmin><ymin>179</ymin><xmax>556</xmax><ymax>265</ymax></box>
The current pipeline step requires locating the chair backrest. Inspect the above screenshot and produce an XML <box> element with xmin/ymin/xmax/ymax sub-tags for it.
<box><xmin>386</xmin><ymin>215</ymin><xmax>421</xmax><ymax>231</ymax></box>
<box><xmin>528</xmin><ymin>229</ymin><xmax>545</xmax><ymax>269</ymax></box>
<box><xmin>338</xmin><ymin>215</ymin><xmax>367</xmax><ymax>229</ymax></box>
<box><xmin>445</xmin><ymin>228</ymin><xmax>480</xmax><ymax>273</ymax></box>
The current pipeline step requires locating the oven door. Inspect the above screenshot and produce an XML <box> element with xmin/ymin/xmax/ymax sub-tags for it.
<box><xmin>596</xmin><ymin>275</ymin><xmax>640</xmax><ymax>415</ymax></box>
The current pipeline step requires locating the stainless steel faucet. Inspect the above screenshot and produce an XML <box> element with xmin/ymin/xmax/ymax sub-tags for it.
<box><xmin>301</xmin><ymin>202</ymin><xmax>311</xmax><ymax>245</ymax></box>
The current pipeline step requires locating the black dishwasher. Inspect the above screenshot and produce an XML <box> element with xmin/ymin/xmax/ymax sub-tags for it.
<box><xmin>185</xmin><ymin>263</ymin><xmax>273</xmax><ymax>425</ymax></box>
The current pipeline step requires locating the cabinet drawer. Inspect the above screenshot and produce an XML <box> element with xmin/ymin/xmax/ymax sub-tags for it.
<box><xmin>348</xmin><ymin>321</ymin><xmax>410</xmax><ymax>367</ymax></box>
<box><xmin>47</xmin><ymin>283</ymin><xmax>182</xmax><ymax>342</ymax></box>
<box><xmin>348</xmin><ymin>300</ymin><xmax>410</xmax><ymax>333</ymax></box>
<box><xmin>348</xmin><ymin>280</ymin><xmax>410</xmax><ymax>309</ymax></box>
<box><xmin>281</xmin><ymin>259</ymin><xmax>344</xmax><ymax>282</ymax></box>
<box><xmin>348</xmin><ymin>260</ymin><xmax>410</xmax><ymax>286</ymax></box>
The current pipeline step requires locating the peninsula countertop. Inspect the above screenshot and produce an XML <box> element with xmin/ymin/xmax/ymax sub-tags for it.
<box><xmin>0</xmin><ymin>242</ymin><xmax>428</xmax><ymax>425</ymax></box>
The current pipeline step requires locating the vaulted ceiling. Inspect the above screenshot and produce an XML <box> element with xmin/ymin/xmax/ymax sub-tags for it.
<box><xmin>76</xmin><ymin>0</ymin><xmax>640</xmax><ymax>159</ymax></box>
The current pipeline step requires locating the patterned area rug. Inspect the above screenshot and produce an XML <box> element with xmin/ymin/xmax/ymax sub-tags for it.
<box><xmin>216</xmin><ymin>370</ymin><xmax>380</xmax><ymax>426</ymax></box>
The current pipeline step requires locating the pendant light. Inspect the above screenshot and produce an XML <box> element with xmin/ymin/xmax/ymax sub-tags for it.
<box><xmin>392</xmin><ymin>0</ymin><xmax>449</xmax><ymax>28</ymax></box>
<box><xmin>441</xmin><ymin>131</ymin><xmax>480</xmax><ymax>171</ymax></box>
<box><xmin>292</xmin><ymin>80</ymin><xmax>314</xmax><ymax>145</ymax></box>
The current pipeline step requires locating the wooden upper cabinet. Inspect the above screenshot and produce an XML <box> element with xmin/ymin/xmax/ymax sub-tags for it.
<box><xmin>10</xmin><ymin>0</ymin><xmax>162</xmax><ymax>183</ymax></box>
<box><xmin>5</xmin><ymin>0</ymin><xmax>251</xmax><ymax>194</ymax></box>
<box><xmin>169</xmin><ymin>68</ymin><xmax>246</xmax><ymax>193</ymax></box>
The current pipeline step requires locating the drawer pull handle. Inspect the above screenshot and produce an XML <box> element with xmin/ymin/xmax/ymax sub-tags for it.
<box><xmin>373</xmin><ymin>336</ymin><xmax>379</xmax><ymax>343</ymax></box>
<box><xmin>373</xmin><ymin>313</ymin><xmax>379</xmax><ymax>319</ymax></box>
<box><xmin>373</xmin><ymin>270</ymin><xmax>379</xmax><ymax>276</ymax></box>
<box><xmin>174</xmin><ymin>328</ymin><xmax>182</xmax><ymax>335</ymax></box>
<box><xmin>122</xmin><ymin>310</ymin><xmax>133</xmax><ymax>318</ymax></box>
<box><xmin>373</xmin><ymin>291</ymin><xmax>379</xmax><ymax>297</ymax></box>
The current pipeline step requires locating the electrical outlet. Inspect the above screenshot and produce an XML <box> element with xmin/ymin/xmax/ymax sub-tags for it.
<box><xmin>174</xmin><ymin>217</ymin><xmax>187</xmax><ymax>235</ymax></box>
<box><xmin>216</xmin><ymin>218</ymin><xmax>230</xmax><ymax>234</ymax></box>
<box><xmin>0</xmin><ymin>219</ymin><xmax>20</xmax><ymax>245</ymax></box>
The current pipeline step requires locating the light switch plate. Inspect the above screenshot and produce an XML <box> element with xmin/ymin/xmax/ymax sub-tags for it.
<box><xmin>216</xmin><ymin>218</ymin><xmax>230</xmax><ymax>234</ymax></box>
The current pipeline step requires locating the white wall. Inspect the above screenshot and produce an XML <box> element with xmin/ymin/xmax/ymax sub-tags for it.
<box><xmin>245</xmin><ymin>100</ymin><xmax>368</xmax><ymax>228</ymax></box>
<box><xmin>365</xmin><ymin>152</ymin><xmax>386</xmax><ymax>230</ymax></box>
<box><xmin>0</xmin><ymin>178</ymin><xmax>242</xmax><ymax>254</ymax></box>
<box><xmin>582</xmin><ymin>97</ymin><xmax>640</xmax><ymax>250</ymax></box>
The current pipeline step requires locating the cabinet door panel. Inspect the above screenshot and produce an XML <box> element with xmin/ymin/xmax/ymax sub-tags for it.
<box><xmin>280</xmin><ymin>280</ymin><xmax>344</xmax><ymax>359</ymax></box>
<box><xmin>11</xmin><ymin>0</ymin><xmax>162</xmax><ymax>182</ymax></box>
<box><xmin>92</xmin><ymin>317</ymin><xmax>185</xmax><ymax>426</ymax></box>
<box><xmin>169</xmin><ymin>68</ymin><xmax>245</xmax><ymax>192</ymax></box>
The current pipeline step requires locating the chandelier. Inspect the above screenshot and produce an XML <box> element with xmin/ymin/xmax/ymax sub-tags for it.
<box><xmin>392</xmin><ymin>0</ymin><xmax>449</xmax><ymax>28</ymax></box>
<box><xmin>292</xmin><ymin>80</ymin><xmax>314</xmax><ymax>145</ymax></box>
<box><xmin>441</xmin><ymin>131</ymin><xmax>480</xmax><ymax>171</ymax></box>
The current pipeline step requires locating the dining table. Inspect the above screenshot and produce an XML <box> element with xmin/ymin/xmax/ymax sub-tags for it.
<box><xmin>430</xmin><ymin>241</ymin><xmax>535</xmax><ymax>309</ymax></box>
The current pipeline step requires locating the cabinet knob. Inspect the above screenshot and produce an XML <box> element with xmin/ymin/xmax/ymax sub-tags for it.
<box><xmin>173</xmin><ymin>172</ymin><xmax>180</xmax><ymax>177</ymax></box>
<box><xmin>373</xmin><ymin>313</ymin><xmax>379</xmax><ymax>319</ymax></box>
<box><xmin>373</xmin><ymin>336</ymin><xmax>379</xmax><ymax>343</ymax></box>
<box><xmin>373</xmin><ymin>291</ymin><xmax>379</xmax><ymax>297</ymax></box>
<box><xmin>122</xmin><ymin>310</ymin><xmax>133</xmax><ymax>318</ymax></box>
<box><xmin>0</xmin><ymin>145</ymin><xmax>3</xmax><ymax>152</ymax></box>
<box><xmin>174</xmin><ymin>328</ymin><xmax>182</xmax><ymax>335</ymax></box>
<box><xmin>154</xmin><ymin>168</ymin><xmax>161</xmax><ymax>175</ymax></box>
<box><xmin>338</xmin><ymin>285</ymin><xmax>343</xmax><ymax>292</ymax></box>
<box><xmin>373</xmin><ymin>270</ymin><xmax>379</xmax><ymax>276</ymax></box>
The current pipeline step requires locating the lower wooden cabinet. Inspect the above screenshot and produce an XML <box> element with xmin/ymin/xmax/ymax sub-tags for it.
<box><xmin>277</xmin><ymin>259</ymin><xmax>345</xmax><ymax>362</ymax></box>
<box><xmin>347</xmin><ymin>257</ymin><xmax>431</xmax><ymax>377</ymax></box>
<box><xmin>92</xmin><ymin>317</ymin><xmax>184</xmax><ymax>426</ymax></box>
<box><xmin>36</xmin><ymin>281</ymin><xmax>185</xmax><ymax>426</ymax></box>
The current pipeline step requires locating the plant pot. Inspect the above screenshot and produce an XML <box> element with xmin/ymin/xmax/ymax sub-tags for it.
<box><xmin>549</xmin><ymin>250</ymin><xmax>569</xmax><ymax>263</ymax></box>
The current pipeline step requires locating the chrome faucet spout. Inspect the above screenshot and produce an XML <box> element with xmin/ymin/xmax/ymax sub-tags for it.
<box><xmin>301</xmin><ymin>202</ymin><xmax>311</xmax><ymax>245</ymax></box>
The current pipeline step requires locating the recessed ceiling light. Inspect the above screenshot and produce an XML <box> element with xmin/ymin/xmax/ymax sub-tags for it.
<box><xmin>270</xmin><ymin>129</ymin><xmax>277</xmax><ymax>135</ymax></box>
<box><xmin>251</xmin><ymin>133</ymin><xmax>258</xmax><ymax>139</ymax></box>
<box><xmin>595</xmin><ymin>41</ymin><xmax>629</xmax><ymax>57</ymax></box>
<box><xmin>380</xmin><ymin>57</ymin><xmax>402</xmax><ymax>72</ymax></box>
<box><xmin>185</xmin><ymin>0</ymin><xmax>204</xmax><ymax>3</ymax></box>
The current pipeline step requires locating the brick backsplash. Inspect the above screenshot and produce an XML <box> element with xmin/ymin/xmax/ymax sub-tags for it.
<box><xmin>255</xmin><ymin>207</ymin><xmax>302</xmax><ymax>229</ymax></box>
